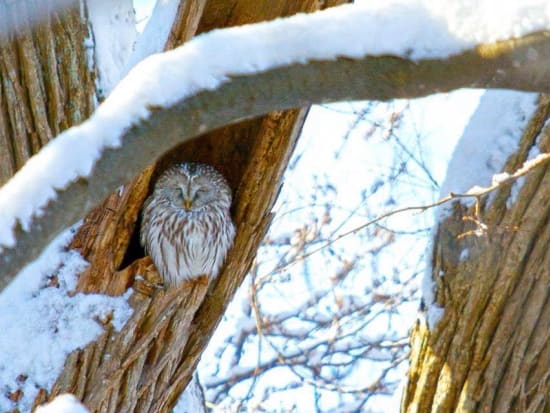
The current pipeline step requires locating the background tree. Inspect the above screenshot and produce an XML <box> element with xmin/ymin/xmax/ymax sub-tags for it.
<box><xmin>401</xmin><ymin>93</ymin><xmax>550</xmax><ymax>412</ymax></box>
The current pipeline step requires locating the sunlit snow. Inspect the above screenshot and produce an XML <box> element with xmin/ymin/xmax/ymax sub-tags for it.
<box><xmin>0</xmin><ymin>227</ymin><xmax>132</xmax><ymax>412</ymax></box>
<box><xmin>35</xmin><ymin>394</ymin><xmax>89</xmax><ymax>413</ymax></box>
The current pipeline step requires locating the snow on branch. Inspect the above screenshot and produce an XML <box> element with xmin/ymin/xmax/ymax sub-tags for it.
<box><xmin>35</xmin><ymin>394</ymin><xmax>89</xmax><ymax>413</ymax></box>
<box><xmin>2</xmin><ymin>2</ymin><xmax>550</xmax><ymax>287</ymax></box>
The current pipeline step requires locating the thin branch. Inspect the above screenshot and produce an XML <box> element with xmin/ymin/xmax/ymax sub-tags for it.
<box><xmin>267</xmin><ymin>152</ymin><xmax>550</xmax><ymax>274</ymax></box>
<box><xmin>2</xmin><ymin>29</ymin><xmax>550</xmax><ymax>287</ymax></box>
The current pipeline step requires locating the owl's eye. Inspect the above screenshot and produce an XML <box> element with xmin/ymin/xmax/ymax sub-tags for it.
<box><xmin>171</xmin><ymin>188</ymin><xmax>185</xmax><ymax>200</ymax></box>
<box><xmin>194</xmin><ymin>188</ymin><xmax>207</xmax><ymax>198</ymax></box>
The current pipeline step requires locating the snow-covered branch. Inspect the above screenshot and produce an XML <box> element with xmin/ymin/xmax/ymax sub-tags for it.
<box><xmin>2</xmin><ymin>2</ymin><xmax>550</xmax><ymax>287</ymax></box>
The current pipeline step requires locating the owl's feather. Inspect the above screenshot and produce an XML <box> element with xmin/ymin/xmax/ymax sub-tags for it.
<box><xmin>140</xmin><ymin>163</ymin><xmax>235</xmax><ymax>286</ymax></box>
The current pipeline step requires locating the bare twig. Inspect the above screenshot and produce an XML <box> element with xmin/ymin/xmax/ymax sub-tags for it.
<box><xmin>267</xmin><ymin>152</ymin><xmax>550</xmax><ymax>274</ymax></box>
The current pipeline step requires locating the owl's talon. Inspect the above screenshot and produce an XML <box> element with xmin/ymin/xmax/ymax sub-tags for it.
<box><xmin>133</xmin><ymin>275</ymin><xmax>165</xmax><ymax>296</ymax></box>
<box><xmin>194</xmin><ymin>275</ymin><xmax>210</xmax><ymax>287</ymax></box>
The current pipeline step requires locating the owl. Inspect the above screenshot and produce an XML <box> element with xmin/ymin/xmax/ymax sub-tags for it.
<box><xmin>140</xmin><ymin>162</ymin><xmax>236</xmax><ymax>286</ymax></box>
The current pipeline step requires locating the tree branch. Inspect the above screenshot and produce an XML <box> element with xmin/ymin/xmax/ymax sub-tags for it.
<box><xmin>2</xmin><ymin>29</ymin><xmax>550</xmax><ymax>287</ymax></box>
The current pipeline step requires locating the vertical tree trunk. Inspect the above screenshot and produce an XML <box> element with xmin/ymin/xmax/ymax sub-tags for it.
<box><xmin>18</xmin><ymin>1</ymin><xmax>350</xmax><ymax>412</ymax></box>
<box><xmin>0</xmin><ymin>0</ymin><xmax>94</xmax><ymax>186</ymax></box>
<box><xmin>402</xmin><ymin>96</ymin><xmax>550</xmax><ymax>412</ymax></box>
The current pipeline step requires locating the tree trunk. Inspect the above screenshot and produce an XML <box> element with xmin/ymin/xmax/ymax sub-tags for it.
<box><xmin>402</xmin><ymin>96</ymin><xmax>550</xmax><ymax>412</ymax></box>
<box><xmin>14</xmin><ymin>1</ymin><xmax>349</xmax><ymax>412</ymax></box>
<box><xmin>0</xmin><ymin>0</ymin><xmax>94</xmax><ymax>186</ymax></box>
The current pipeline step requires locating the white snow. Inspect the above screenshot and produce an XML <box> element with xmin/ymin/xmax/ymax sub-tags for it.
<box><xmin>426</xmin><ymin>304</ymin><xmax>445</xmax><ymax>330</ymax></box>
<box><xmin>422</xmin><ymin>90</ymin><xmax>538</xmax><ymax>329</ymax></box>
<box><xmin>173</xmin><ymin>373</ymin><xmax>207</xmax><ymax>413</ymax></box>
<box><xmin>124</xmin><ymin>0</ymin><xmax>180</xmax><ymax>73</ymax></box>
<box><xmin>87</xmin><ymin>0</ymin><xmax>137</xmax><ymax>97</ymax></box>
<box><xmin>465</xmin><ymin>185</ymin><xmax>487</xmax><ymax>196</ymax></box>
<box><xmin>492</xmin><ymin>172</ymin><xmax>511</xmax><ymax>185</ymax></box>
<box><xmin>35</xmin><ymin>394</ymin><xmax>89</xmax><ymax>413</ymax></box>
<box><xmin>0</xmin><ymin>227</ymin><xmax>133</xmax><ymax>412</ymax></box>
<box><xmin>2</xmin><ymin>1</ymin><xmax>550</xmax><ymax>252</ymax></box>
<box><xmin>439</xmin><ymin>90</ymin><xmax>537</xmax><ymax>213</ymax></box>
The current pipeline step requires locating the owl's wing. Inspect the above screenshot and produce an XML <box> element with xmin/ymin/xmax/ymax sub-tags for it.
<box><xmin>140</xmin><ymin>195</ymin><xmax>155</xmax><ymax>253</ymax></box>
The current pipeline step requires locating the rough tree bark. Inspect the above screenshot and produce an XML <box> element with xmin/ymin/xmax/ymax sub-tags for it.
<box><xmin>402</xmin><ymin>96</ymin><xmax>550</xmax><ymax>412</ymax></box>
<box><xmin>0</xmin><ymin>1</ymin><xmax>349</xmax><ymax>412</ymax></box>
<box><xmin>0</xmin><ymin>0</ymin><xmax>94</xmax><ymax>186</ymax></box>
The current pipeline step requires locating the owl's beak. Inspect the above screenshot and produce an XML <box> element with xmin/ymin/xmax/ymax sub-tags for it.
<box><xmin>183</xmin><ymin>198</ymin><xmax>193</xmax><ymax>211</ymax></box>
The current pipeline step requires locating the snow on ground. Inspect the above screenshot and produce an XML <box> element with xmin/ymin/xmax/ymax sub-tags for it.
<box><xmin>0</xmin><ymin>226</ymin><xmax>132</xmax><ymax>412</ymax></box>
<box><xmin>2</xmin><ymin>0</ymin><xmax>550</xmax><ymax>252</ymax></box>
<box><xmin>422</xmin><ymin>90</ymin><xmax>538</xmax><ymax>329</ymax></box>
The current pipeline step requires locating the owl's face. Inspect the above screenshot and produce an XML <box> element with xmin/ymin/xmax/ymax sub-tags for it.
<box><xmin>141</xmin><ymin>161</ymin><xmax>236</xmax><ymax>285</ymax></box>
<box><xmin>154</xmin><ymin>163</ymin><xmax>231</xmax><ymax>213</ymax></box>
